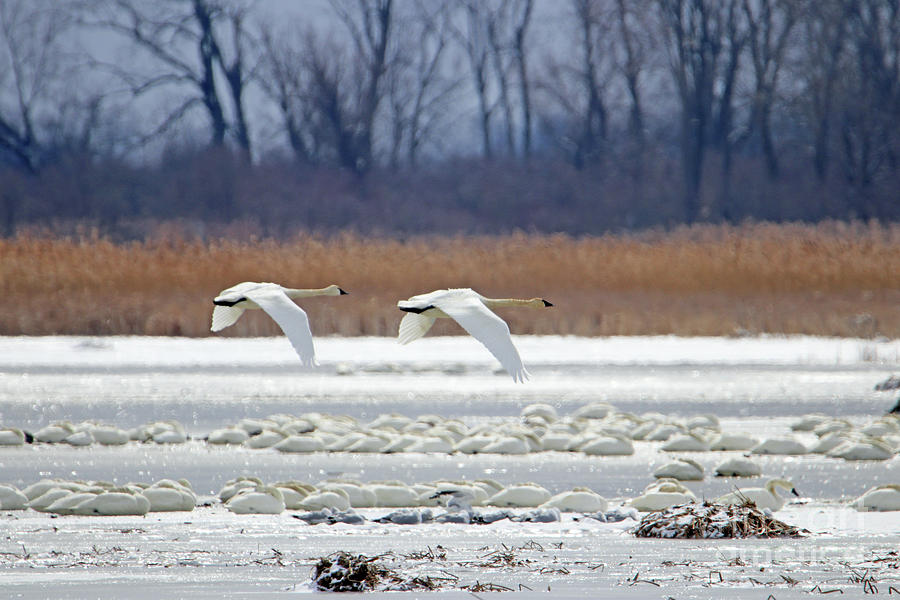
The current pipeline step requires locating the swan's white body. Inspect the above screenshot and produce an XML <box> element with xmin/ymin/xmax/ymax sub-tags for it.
<box><xmin>854</xmin><ymin>484</ymin><xmax>900</xmax><ymax>512</ymax></box>
<box><xmin>709</xmin><ymin>432</ymin><xmax>758</xmax><ymax>451</ymax></box>
<box><xmin>541</xmin><ymin>488</ymin><xmax>608</xmax><ymax>513</ymax></box>
<box><xmin>430</xmin><ymin>489</ymin><xmax>477</xmax><ymax>515</ymax></box>
<box><xmin>629</xmin><ymin>479</ymin><xmax>697</xmax><ymax>512</ymax></box>
<box><xmin>661</xmin><ymin>433</ymin><xmax>711</xmax><ymax>452</ymax></box>
<box><xmin>714</xmin><ymin>456</ymin><xmax>762</xmax><ymax>477</ymax></box>
<box><xmin>298</xmin><ymin>488</ymin><xmax>351</xmax><ymax>512</ymax></box>
<box><xmin>0</xmin><ymin>427</ymin><xmax>26</xmax><ymax>446</ymax></box>
<box><xmin>397</xmin><ymin>288</ymin><xmax>552</xmax><ymax>382</ymax></box>
<box><xmin>274</xmin><ymin>434</ymin><xmax>325</xmax><ymax>453</ymax></box>
<box><xmin>91</xmin><ymin>425</ymin><xmax>130</xmax><ymax>446</ymax></box>
<box><xmin>73</xmin><ymin>490</ymin><xmax>151</xmax><ymax>516</ymax></box>
<box><xmin>28</xmin><ymin>488</ymin><xmax>75</xmax><ymax>511</ymax></box>
<box><xmin>429</xmin><ymin>482</ymin><xmax>489</xmax><ymax>507</ymax></box>
<box><xmin>716</xmin><ymin>478</ymin><xmax>798</xmax><ymax>511</ymax></box>
<box><xmin>34</xmin><ymin>422</ymin><xmax>74</xmax><ymax>443</ymax></box>
<box><xmin>827</xmin><ymin>437</ymin><xmax>895</xmax><ymax>461</ymax></box>
<box><xmin>225</xmin><ymin>485</ymin><xmax>286</xmax><ymax>514</ymax></box>
<box><xmin>578</xmin><ymin>434</ymin><xmax>635</xmax><ymax>456</ymax></box>
<box><xmin>750</xmin><ymin>437</ymin><xmax>808</xmax><ymax>455</ymax></box>
<box><xmin>325</xmin><ymin>481</ymin><xmax>377</xmax><ymax>508</ymax></box>
<box><xmin>653</xmin><ymin>458</ymin><xmax>705</xmax><ymax>481</ymax></box>
<box><xmin>0</xmin><ymin>484</ymin><xmax>28</xmax><ymax>509</ymax></box>
<box><xmin>486</xmin><ymin>483</ymin><xmax>551</xmax><ymax>507</ymax></box>
<box><xmin>218</xmin><ymin>477</ymin><xmax>263</xmax><ymax>502</ymax></box>
<box><xmin>364</xmin><ymin>482</ymin><xmax>420</xmax><ymax>507</ymax></box>
<box><xmin>480</xmin><ymin>435</ymin><xmax>531</xmax><ymax>455</ymax></box>
<box><xmin>211</xmin><ymin>282</ymin><xmax>347</xmax><ymax>367</ymax></box>
<box><xmin>142</xmin><ymin>480</ymin><xmax>196</xmax><ymax>512</ymax></box>
<box><xmin>207</xmin><ymin>427</ymin><xmax>250</xmax><ymax>445</ymax></box>
<box><xmin>244</xmin><ymin>429</ymin><xmax>286</xmax><ymax>449</ymax></box>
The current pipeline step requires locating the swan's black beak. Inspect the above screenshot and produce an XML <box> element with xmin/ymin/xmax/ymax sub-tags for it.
<box><xmin>339</xmin><ymin>288</ymin><xmax>349</xmax><ymax>295</ymax></box>
<box><xmin>791</xmin><ymin>488</ymin><xmax>799</xmax><ymax>497</ymax></box>
<box><xmin>542</xmin><ymin>299</ymin><xmax>553</xmax><ymax>307</ymax></box>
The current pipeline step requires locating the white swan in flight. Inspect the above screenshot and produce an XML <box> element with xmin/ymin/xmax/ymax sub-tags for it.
<box><xmin>211</xmin><ymin>282</ymin><xmax>347</xmax><ymax>366</ymax></box>
<box><xmin>397</xmin><ymin>288</ymin><xmax>552</xmax><ymax>382</ymax></box>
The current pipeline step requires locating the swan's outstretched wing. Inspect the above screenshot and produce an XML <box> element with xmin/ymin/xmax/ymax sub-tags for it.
<box><xmin>243</xmin><ymin>287</ymin><xmax>316</xmax><ymax>367</ymax></box>
<box><xmin>211</xmin><ymin>304</ymin><xmax>246</xmax><ymax>332</ymax></box>
<box><xmin>398</xmin><ymin>312</ymin><xmax>436</xmax><ymax>344</ymax></box>
<box><xmin>433</xmin><ymin>294</ymin><xmax>529</xmax><ymax>382</ymax></box>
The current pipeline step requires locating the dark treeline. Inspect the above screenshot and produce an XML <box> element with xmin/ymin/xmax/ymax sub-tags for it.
<box><xmin>0</xmin><ymin>0</ymin><xmax>897</xmax><ymax>238</ymax></box>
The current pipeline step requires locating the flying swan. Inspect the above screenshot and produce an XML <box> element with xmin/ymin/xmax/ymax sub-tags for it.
<box><xmin>397</xmin><ymin>288</ymin><xmax>552</xmax><ymax>382</ymax></box>
<box><xmin>211</xmin><ymin>282</ymin><xmax>347</xmax><ymax>366</ymax></box>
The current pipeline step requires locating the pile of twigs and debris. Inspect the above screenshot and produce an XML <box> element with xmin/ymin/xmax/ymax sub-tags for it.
<box><xmin>632</xmin><ymin>501</ymin><xmax>807</xmax><ymax>539</ymax></box>
<box><xmin>311</xmin><ymin>552</ymin><xmax>441</xmax><ymax>592</ymax></box>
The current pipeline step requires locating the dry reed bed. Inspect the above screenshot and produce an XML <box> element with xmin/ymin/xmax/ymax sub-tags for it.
<box><xmin>3</xmin><ymin>222</ymin><xmax>900</xmax><ymax>337</ymax></box>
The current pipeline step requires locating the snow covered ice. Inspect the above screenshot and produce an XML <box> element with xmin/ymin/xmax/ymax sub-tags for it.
<box><xmin>1</xmin><ymin>334</ymin><xmax>900</xmax><ymax>598</ymax></box>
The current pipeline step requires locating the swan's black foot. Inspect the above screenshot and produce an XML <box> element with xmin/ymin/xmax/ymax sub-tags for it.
<box><xmin>890</xmin><ymin>397</ymin><xmax>900</xmax><ymax>414</ymax></box>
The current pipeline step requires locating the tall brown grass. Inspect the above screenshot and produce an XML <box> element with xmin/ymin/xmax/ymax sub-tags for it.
<box><xmin>3</xmin><ymin>222</ymin><xmax>900</xmax><ymax>338</ymax></box>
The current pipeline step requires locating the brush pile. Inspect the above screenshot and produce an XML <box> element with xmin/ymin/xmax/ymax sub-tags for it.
<box><xmin>311</xmin><ymin>552</ymin><xmax>439</xmax><ymax>592</ymax></box>
<box><xmin>632</xmin><ymin>501</ymin><xmax>807</xmax><ymax>539</ymax></box>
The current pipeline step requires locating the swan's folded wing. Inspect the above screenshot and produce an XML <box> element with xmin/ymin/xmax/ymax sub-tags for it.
<box><xmin>434</xmin><ymin>295</ymin><xmax>529</xmax><ymax>382</ymax></box>
<box><xmin>398</xmin><ymin>312</ymin><xmax>436</xmax><ymax>344</ymax></box>
<box><xmin>244</xmin><ymin>288</ymin><xmax>316</xmax><ymax>367</ymax></box>
<box><xmin>211</xmin><ymin>305</ymin><xmax>246</xmax><ymax>332</ymax></box>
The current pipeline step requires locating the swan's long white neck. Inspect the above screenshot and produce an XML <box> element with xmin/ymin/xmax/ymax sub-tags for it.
<box><xmin>284</xmin><ymin>285</ymin><xmax>344</xmax><ymax>298</ymax></box>
<box><xmin>765</xmin><ymin>479</ymin><xmax>795</xmax><ymax>496</ymax></box>
<box><xmin>482</xmin><ymin>297</ymin><xmax>550</xmax><ymax>310</ymax></box>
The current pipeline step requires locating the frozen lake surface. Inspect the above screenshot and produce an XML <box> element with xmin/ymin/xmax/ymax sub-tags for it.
<box><xmin>1</xmin><ymin>335</ymin><xmax>899</xmax><ymax>598</ymax></box>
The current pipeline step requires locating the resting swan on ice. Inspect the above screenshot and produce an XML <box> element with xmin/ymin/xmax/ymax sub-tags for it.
<box><xmin>854</xmin><ymin>484</ymin><xmax>900</xmax><ymax>511</ymax></box>
<box><xmin>629</xmin><ymin>478</ymin><xmax>697</xmax><ymax>512</ymax></box>
<box><xmin>211</xmin><ymin>282</ymin><xmax>347</xmax><ymax>367</ymax></box>
<box><xmin>716</xmin><ymin>478</ymin><xmax>798</xmax><ymax>511</ymax></box>
<box><xmin>225</xmin><ymin>485</ymin><xmax>286</xmax><ymax>514</ymax></box>
<box><xmin>397</xmin><ymin>288</ymin><xmax>552</xmax><ymax>382</ymax></box>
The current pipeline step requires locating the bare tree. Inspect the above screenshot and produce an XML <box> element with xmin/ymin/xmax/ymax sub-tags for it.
<box><xmin>486</xmin><ymin>5</ymin><xmax>517</xmax><ymax>155</ymax></box>
<box><xmin>303</xmin><ymin>34</ymin><xmax>361</xmax><ymax>171</ymax></box>
<box><xmin>88</xmin><ymin>0</ymin><xmax>255</xmax><ymax>155</ymax></box>
<box><xmin>513</xmin><ymin>0</ymin><xmax>534</xmax><ymax>158</ymax></box>
<box><xmin>482</xmin><ymin>0</ymin><xmax>535</xmax><ymax>158</ymax></box>
<box><xmin>657</xmin><ymin>0</ymin><xmax>744</xmax><ymax>222</ymax></box>
<box><xmin>259</xmin><ymin>1</ymin><xmax>405</xmax><ymax>174</ymax></box>
<box><xmin>613</xmin><ymin>0</ymin><xmax>649</xmax><ymax>149</ymax></box>
<box><xmin>203</xmin><ymin>1</ymin><xmax>254</xmax><ymax>154</ymax></box>
<box><xmin>799</xmin><ymin>0</ymin><xmax>851</xmax><ymax>181</ymax></box>
<box><xmin>838</xmin><ymin>0</ymin><xmax>900</xmax><ymax>217</ymax></box>
<box><xmin>257</xmin><ymin>24</ymin><xmax>315</xmax><ymax>164</ymax></box>
<box><xmin>0</xmin><ymin>0</ymin><xmax>75</xmax><ymax>172</ymax></box>
<box><xmin>534</xmin><ymin>0</ymin><xmax>614</xmax><ymax>169</ymax></box>
<box><xmin>712</xmin><ymin>0</ymin><xmax>746</xmax><ymax>220</ymax></box>
<box><xmin>455</xmin><ymin>2</ymin><xmax>498</xmax><ymax>159</ymax></box>
<box><xmin>383</xmin><ymin>2</ymin><xmax>460</xmax><ymax>167</ymax></box>
<box><xmin>330</xmin><ymin>0</ymin><xmax>393</xmax><ymax>173</ymax></box>
<box><xmin>738</xmin><ymin>0</ymin><xmax>799</xmax><ymax>180</ymax></box>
